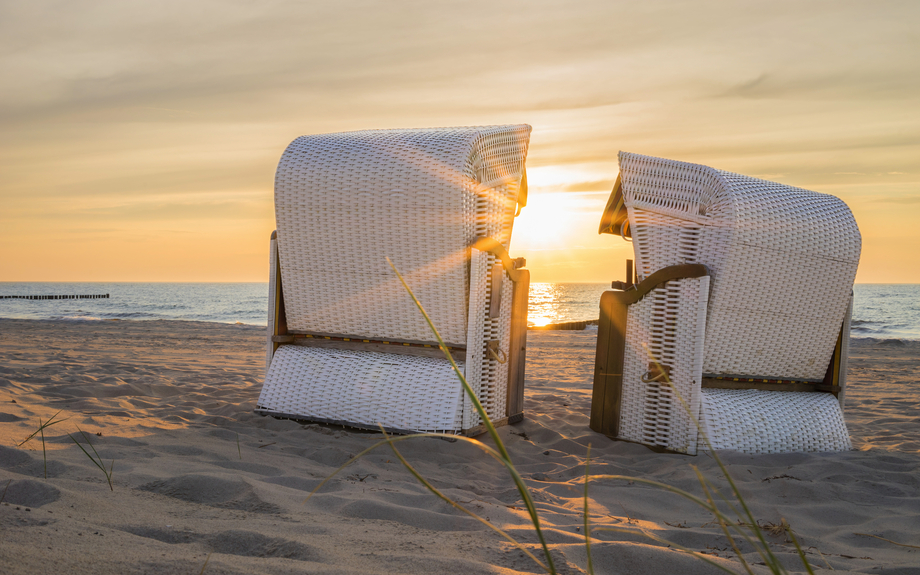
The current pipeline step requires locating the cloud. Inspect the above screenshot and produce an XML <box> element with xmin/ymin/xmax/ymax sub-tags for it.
<box><xmin>878</xmin><ymin>196</ymin><xmax>920</xmax><ymax>205</ymax></box>
<box><xmin>721</xmin><ymin>70</ymin><xmax>920</xmax><ymax>102</ymax></box>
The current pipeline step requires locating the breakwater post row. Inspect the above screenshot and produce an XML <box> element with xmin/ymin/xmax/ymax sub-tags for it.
<box><xmin>0</xmin><ymin>294</ymin><xmax>110</xmax><ymax>300</ymax></box>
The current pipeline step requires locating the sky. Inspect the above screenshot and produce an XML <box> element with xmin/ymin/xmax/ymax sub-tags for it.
<box><xmin>1</xmin><ymin>0</ymin><xmax>918</xmax><ymax>283</ymax></box>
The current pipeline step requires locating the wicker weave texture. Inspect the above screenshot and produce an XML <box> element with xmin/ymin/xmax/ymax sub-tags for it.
<box><xmin>619</xmin><ymin>152</ymin><xmax>861</xmax><ymax>380</ymax></box>
<box><xmin>462</xmin><ymin>248</ymin><xmax>489</xmax><ymax>429</ymax></box>
<box><xmin>700</xmin><ymin>389</ymin><xmax>852</xmax><ymax>453</ymax></box>
<box><xmin>274</xmin><ymin>125</ymin><xmax>531</xmax><ymax>347</ymax></box>
<box><xmin>259</xmin><ymin>345</ymin><xmax>465</xmax><ymax>432</ymax></box>
<box><xmin>619</xmin><ymin>277</ymin><xmax>710</xmax><ymax>454</ymax></box>
<box><xmin>490</xmin><ymin>271</ymin><xmax>515</xmax><ymax>420</ymax></box>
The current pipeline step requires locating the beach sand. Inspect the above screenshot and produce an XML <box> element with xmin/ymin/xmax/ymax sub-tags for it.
<box><xmin>0</xmin><ymin>318</ymin><xmax>918</xmax><ymax>574</ymax></box>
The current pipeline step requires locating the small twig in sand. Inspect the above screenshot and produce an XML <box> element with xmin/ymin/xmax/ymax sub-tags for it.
<box><xmin>257</xmin><ymin>442</ymin><xmax>276</xmax><ymax>449</ymax></box>
<box><xmin>618</xmin><ymin>504</ymin><xmax>637</xmax><ymax>524</ymax></box>
<box><xmin>236</xmin><ymin>434</ymin><xmax>242</xmax><ymax>460</ymax></box>
<box><xmin>762</xmin><ymin>474</ymin><xmax>804</xmax><ymax>483</ymax></box>
<box><xmin>853</xmin><ymin>533</ymin><xmax>920</xmax><ymax>549</ymax></box>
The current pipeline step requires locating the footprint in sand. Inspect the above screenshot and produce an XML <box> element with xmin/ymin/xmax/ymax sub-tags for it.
<box><xmin>138</xmin><ymin>474</ymin><xmax>283</xmax><ymax>514</ymax></box>
<box><xmin>2</xmin><ymin>479</ymin><xmax>61</xmax><ymax>507</ymax></box>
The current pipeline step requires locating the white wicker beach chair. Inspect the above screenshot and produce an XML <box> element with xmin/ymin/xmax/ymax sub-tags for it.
<box><xmin>592</xmin><ymin>152</ymin><xmax>861</xmax><ymax>454</ymax></box>
<box><xmin>256</xmin><ymin>126</ymin><xmax>532</xmax><ymax>435</ymax></box>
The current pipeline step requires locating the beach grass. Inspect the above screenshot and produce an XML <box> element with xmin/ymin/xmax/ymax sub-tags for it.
<box><xmin>198</xmin><ymin>553</ymin><xmax>212</xmax><ymax>574</ymax></box>
<box><xmin>18</xmin><ymin>409</ymin><xmax>68</xmax><ymax>478</ymax></box>
<box><xmin>69</xmin><ymin>427</ymin><xmax>114</xmax><ymax>491</ymax></box>
<box><xmin>304</xmin><ymin>259</ymin><xmax>817</xmax><ymax>574</ymax></box>
<box><xmin>0</xmin><ymin>478</ymin><xmax>11</xmax><ymax>505</ymax></box>
<box><xmin>583</xmin><ymin>447</ymin><xmax>595</xmax><ymax>575</ymax></box>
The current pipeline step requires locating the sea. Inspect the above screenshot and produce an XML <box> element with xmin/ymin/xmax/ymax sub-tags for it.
<box><xmin>1</xmin><ymin>282</ymin><xmax>918</xmax><ymax>341</ymax></box>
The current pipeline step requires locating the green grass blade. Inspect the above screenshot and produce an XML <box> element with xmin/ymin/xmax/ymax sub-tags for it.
<box><xmin>199</xmin><ymin>552</ymin><xmax>212</xmax><ymax>574</ymax></box>
<box><xmin>0</xmin><ymin>479</ymin><xmax>11</xmax><ymax>504</ymax></box>
<box><xmin>692</xmin><ymin>466</ymin><xmax>757</xmax><ymax>575</ymax></box>
<box><xmin>385</xmin><ymin>258</ymin><xmax>510</xmax><ymax>458</ymax></box>
<box><xmin>69</xmin><ymin>432</ymin><xmax>106</xmax><ymax>474</ymax></box>
<box><xmin>584</xmin><ymin>445</ymin><xmax>594</xmax><ymax>575</ymax></box>
<box><xmin>77</xmin><ymin>427</ymin><xmax>104</xmax><ymax>462</ymax></box>
<box><xmin>382</xmin><ymin>428</ymin><xmax>549</xmax><ymax>571</ymax></box>
<box><xmin>40</xmin><ymin>418</ymin><xmax>47</xmax><ymax>479</ymax></box>
<box><xmin>18</xmin><ymin>410</ymin><xmax>69</xmax><ymax>447</ymax></box>
<box><xmin>643</xmin><ymin>348</ymin><xmax>798</xmax><ymax>574</ymax></box>
<box><xmin>69</xmin><ymin>427</ymin><xmax>114</xmax><ymax>490</ymax></box>
<box><xmin>305</xmin><ymin>432</ymin><xmax>520</xmax><ymax>503</ymax></box>
<box><xmin>704</xmin><ymin>452</ymin><xmax>784</xmax><ymax>573</ymax></box>
<box><xmin>589</xmin><ymin>468</ymin><xmax>785</xmax><ymax>572</ymax></box>
<box><xmin>386</xmin><ymin>257</ymin><xmax>557</xmax><ymax>573</ymax></box>
<box><xmin>303</xmin><ymin>430</ymin><xmax>551</xmax><ymax>571</ymax></box>
<box><xmin>783</xmin><ymin>519</ymin><xmax>816</xmax><ymax>575</ymax></box>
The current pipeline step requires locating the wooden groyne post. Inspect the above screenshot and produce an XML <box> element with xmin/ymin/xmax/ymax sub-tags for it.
<box><xmin>0</xmin><ymin>294</ymin><xmax>110</xmax><ymax>300</ymax></box>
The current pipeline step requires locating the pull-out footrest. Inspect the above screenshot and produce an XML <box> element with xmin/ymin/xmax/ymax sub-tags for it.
<box><xmin>700</xmin><ymin>389</ymin><xmax>851</xmax><ymax>454</ymax></box>
<box><xmin>256</xmin><ymin>345</ymin><xmax>465</xmax><ymax>434</ymax></box>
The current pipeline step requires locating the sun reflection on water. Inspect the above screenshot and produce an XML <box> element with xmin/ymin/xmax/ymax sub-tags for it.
<box><xmin>526</xmin><ymin>283</ymin><xmax>609</xmax><ymax>327</ymax></box>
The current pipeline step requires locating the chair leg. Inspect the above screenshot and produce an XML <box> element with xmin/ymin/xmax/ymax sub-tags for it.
<box><xmin>266</xmin><ymin>231</ymin><xmax>287</xmax><ymax>371</ymax></box>
<box><xmin>506</xmin><ymin>269</ymin><xmax>529</xmax><ymax>423</ymax></box>
<box><xmin>822</xmin><ymin>293</ymin><xmax>853</xmax><ymax>411</ymax></box>
<box><xmin>591</xmin><ymin>290</ymin><xmax>629</xmax><ymax>438</ymax></box>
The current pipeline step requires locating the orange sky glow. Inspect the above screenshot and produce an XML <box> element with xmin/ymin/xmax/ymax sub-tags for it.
<box><xmin>1</xmin><ymin>1</ymin><xmax>918</xmax><ymax>283</ymax></box>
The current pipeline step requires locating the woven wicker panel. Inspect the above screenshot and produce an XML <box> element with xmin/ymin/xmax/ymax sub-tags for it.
<box><xmin>492</xmin><ymin>271</ymin><xmax>515</xmax><ymax>419</ymax></box>
<box><xmin>259</xmin><ymin>345</ymin><xmax>465</xmax><ymax>433</ymax></box>
<box><xmin>275</xmin><ymin>125</ymin><xmax>531</xmax><ymax>347</ymax></box>
<box><xmin>618</xmin><ymin>277</ymin><xmax>710</xmax><ymax>454</ymax></box>
<box><xmin>619</xmin><ymin>291</ymin><xmax>653</xmax><ymax>447</ymax></box>
<box><xmin>465</xmin><ymin>179</ymin><xmax>519</xmax><ymax>426</ymax></box>
<box><xmin>619</xmin><ymin>151</ymin><xmax>861</xmax><ymax>380</ymax></box>
<box><xmin>699</xmin><ymin>389</ymin><xmax>851</xmax><ymax>453</ymax></box>
<box><xmin>477</xmin><ymin>267</ymin><xmax>515</xmax><ymax>422</ymax></box>
<box><xmin>628</xmin><ymin>210</ymin><xmax>706</xmax><ymax>281</ymax></box>
<box><xmin>703</xmin><ymin>248</ymin><xmax>857</xmax><ymax>378</ymax></box>
<box><xmin>462</xmin><ymin>248</ymin><xmax>489</xmax><ymax>429</ymax></box>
